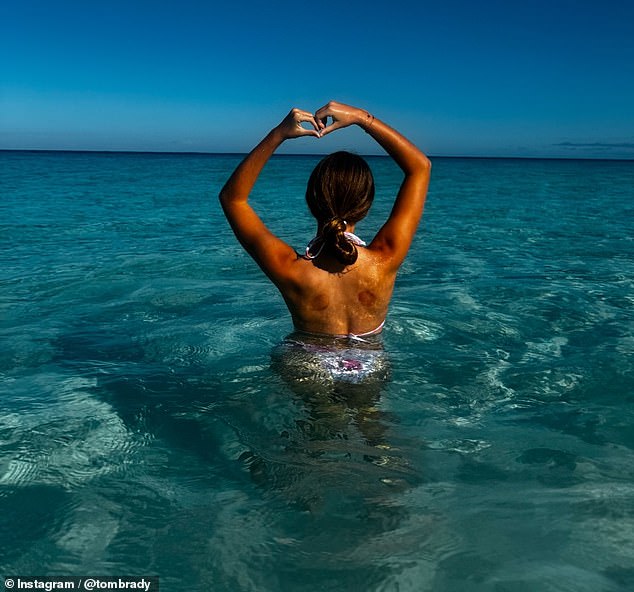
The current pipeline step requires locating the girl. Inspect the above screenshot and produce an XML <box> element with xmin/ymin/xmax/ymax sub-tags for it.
<box><xmin>219</xmin><ymin>101</ymin><xmax>431</xmax><ymax>348</ymax></box>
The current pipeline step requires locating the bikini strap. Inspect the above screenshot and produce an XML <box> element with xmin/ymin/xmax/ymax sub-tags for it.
<box><xmin>348</xmin><ymin>320</ymin><xmax>385</xmax><ymax>342</ymax></box>
<box><xmin>303</xmin><ymin>232</ymin><xmax>366</xmax><ymax>260</ymax></box>
<box><xmin>343</xmin><ymin>231</ymin><xmax>367</xmax><ymax>247</ymax></box>
<box><xmin>304</xmin><ymin>236</ymin><xmax>324</xmax><ymax>260</ymax></box>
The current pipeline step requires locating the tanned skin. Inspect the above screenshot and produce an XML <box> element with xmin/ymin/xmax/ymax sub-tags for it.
<box><xmin>219</xmin><ymin>101</ymin><xmax>431</xmax><ymax>337</ymax></box>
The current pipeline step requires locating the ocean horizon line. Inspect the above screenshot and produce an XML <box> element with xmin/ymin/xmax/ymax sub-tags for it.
<box><xmin>1</xmin><ymin>148</ymin><xmax>633</xmax><ymax>162</ymax></box>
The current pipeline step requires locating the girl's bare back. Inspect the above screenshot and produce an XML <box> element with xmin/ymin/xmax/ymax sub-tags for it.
<box><xmin>277</xmin><ymin>242</ymin><xmax>397</xmax><ymax>337</ymax></box>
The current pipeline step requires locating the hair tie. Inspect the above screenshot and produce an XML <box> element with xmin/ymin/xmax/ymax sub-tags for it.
<box><xmin>328</xmin><ymin>216</ymin><xmax>344</xmax><ymax>228</ymax></box>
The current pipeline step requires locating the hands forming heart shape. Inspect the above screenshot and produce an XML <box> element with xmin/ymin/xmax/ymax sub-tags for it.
<box><xmin>278</xmin><ymin>101</ymin><xmax>374</xmax><ymax>140</ymax></box>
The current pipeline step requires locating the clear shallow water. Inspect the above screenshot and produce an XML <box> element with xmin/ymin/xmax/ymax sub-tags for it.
<box><xmin>1</xmin><ymin>151</ymin><xmax>633</xmax><ymax>591</ymax></box>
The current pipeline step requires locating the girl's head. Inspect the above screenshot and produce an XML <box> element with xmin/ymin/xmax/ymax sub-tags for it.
<box><xmin>305</xmin><ymin>151</ymin><xmax>375</xmax><ymax>265</ymax></box>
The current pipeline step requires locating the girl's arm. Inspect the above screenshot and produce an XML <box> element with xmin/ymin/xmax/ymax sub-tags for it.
<box><xmin>315</xmin><ymin>101</ymin><xmax>431</xmax><ymax>269</ymax></box>
<box><xmin>219</xmin><ymin>109</ymin><xmax>319</xmax><ymax>281</ymax></box>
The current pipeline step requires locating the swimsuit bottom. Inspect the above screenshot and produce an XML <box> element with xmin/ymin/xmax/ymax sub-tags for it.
<box><xmin>272</xmin><ymin>332</ymin><xmax>390</xmax><ymax>385</ymax></box>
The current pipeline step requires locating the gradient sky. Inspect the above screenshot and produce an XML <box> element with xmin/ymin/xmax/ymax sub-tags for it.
<box><xmin>2</xmin><ymin>0</ymin><xmax>633</xmax><ymax>157</ymax></box>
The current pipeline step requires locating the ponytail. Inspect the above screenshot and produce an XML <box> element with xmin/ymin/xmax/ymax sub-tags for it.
<box><xmin>322</xmin><ymin>217</ymin><xmax>358</xmax><ymax>265</ymax></box>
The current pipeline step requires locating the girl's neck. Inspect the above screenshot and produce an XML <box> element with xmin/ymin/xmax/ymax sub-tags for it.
<box><xmin>316</xmin><ymin>223</ymin><xmax>356</xmax><ymax>235</ymax></box>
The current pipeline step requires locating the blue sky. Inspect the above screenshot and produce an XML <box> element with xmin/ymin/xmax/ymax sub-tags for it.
<box><xmin>2</xmin><ymin>0</ymin><xmax>633</xmax><ymax>157</ymax></box>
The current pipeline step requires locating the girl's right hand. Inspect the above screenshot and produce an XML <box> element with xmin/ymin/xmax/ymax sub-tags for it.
<box><xmin>276</xmin><ymin>108</ymin><xmax>321</xmax><ymax>140</ymax></box>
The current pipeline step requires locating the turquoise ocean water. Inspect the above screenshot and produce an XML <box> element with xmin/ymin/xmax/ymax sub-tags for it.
<box><xmin>1</xmin><ymin>150</ymin><xmax>633</xmax><ymax>591</ymax></box>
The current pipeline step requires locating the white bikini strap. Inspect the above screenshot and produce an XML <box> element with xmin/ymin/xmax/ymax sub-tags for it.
<box><xmin>304</xmin><ymin>232</ymin><xmax>366</xmax><ymax>260</ymax></box>
<box><xmin>304</xmin><ymin>237</ymin><xmax>324</xmax><ymax>260</ymax></box>
<box><xmin>343</xmin><ymin>231</ymin><xmax>367</xmax><ymax>247</ymax></box>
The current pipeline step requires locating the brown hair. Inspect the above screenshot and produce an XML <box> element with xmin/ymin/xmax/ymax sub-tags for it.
<box><xmin>305</xmin><ymin>151</ymin><xmax>375</xmax><ymax>265</ymax></box>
